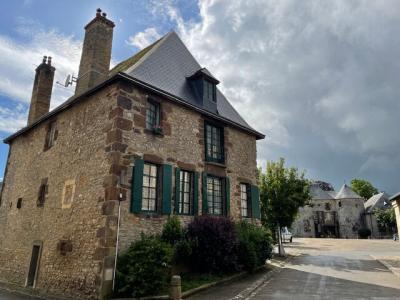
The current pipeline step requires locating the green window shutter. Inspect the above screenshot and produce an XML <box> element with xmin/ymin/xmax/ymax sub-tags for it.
<box><xmin>131</xmin><ymin>158</ymin><xmax>144</xmax><ymax>213</ymax></box>
<box><xmin>251</xmin><ymin>185</ymin><xmax>261</xmax><ymax>219</ymax></box>
<box><xmin>193</xmin><ymin>172</ymin><xmax>199</xmax><ymax>215</ymax></box>
<box><xmin>225</xmin><ymin>177</ymin><xmax>230</xmax><ymax>217</ymax></box>
<box><xmin>162</xmin><ymin>164</ymin><xmax>172</xmax><ymax>215</ymax></box>
<box><xmin>174</xmin><ymin>168</ymin><xmax>181</xmax><ymax>214</ymax></box>
<box><xmin>202</xmin><ymin>172</ymin><xmax>208</xmax><ymax>215</ymax></box>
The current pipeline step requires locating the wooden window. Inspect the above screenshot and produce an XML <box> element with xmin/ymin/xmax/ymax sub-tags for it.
<box><xmin>146</xmin><ymin>100</ymin><xmax>160</xmax><ymax>130</ymax></box>
<box><xmin>206</xmin><ymin>176</ymin><xmax>224</xmax><ymax>215</ymax></box>
<box><xmin>240</xmin><ymin>183</ymin><xmax>251</xmax><ymax>218</ymax></box>
<box><xmin>142</xmin><ymin>163</ymin><xmax>159</xmax><ymax>212</ymax></box>
<box><xmin>177</xmin><ymin>170</ymin><xmax>193</xmax><ymax>215</ymax></box>
<box><xmin>205</xmin><ymin>122</ymin><xmax>224</xmax><ymax>164</ymax></box>
<box><xmin>44</xmin><ymin>120</ymin><xmax>57</xmax><ymax>150</ymax></box>
<box><xmin>204</xmin><ymin>80</ymin><xmax>216</xmax><ymax>102</ymax></box>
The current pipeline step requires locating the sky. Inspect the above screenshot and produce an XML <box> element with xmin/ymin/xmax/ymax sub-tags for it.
<box><xmin>0</xmin><ymin>0</ymin><xmax>399</xmax><ymax>194</ymax></box>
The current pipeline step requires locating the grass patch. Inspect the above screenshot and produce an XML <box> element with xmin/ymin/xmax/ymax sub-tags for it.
<box><xmin>181</xmin><ymin>273</ymin><xmax>230</xmax><ymax>292</ymax></box>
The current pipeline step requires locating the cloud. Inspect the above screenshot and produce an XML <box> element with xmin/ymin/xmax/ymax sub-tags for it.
<box><xmin>0</xmin><ymin>18</ymin><xmax>82</xmax><ymax>134</ymax></box>
<box><xmin>126</xmin><ymin>27</ymin><xmax>161</xmax><ymax>49</ymax></box>
<box><xmin>145</xmin><ymin>0</ymin><xmax>400</xmax><ymax>193</ymax></box>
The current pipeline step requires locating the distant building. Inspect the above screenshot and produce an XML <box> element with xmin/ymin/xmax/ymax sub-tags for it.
<box><xmin>292</xmin><ymin>183</ymin><xmax>365</xmax><ymax>238</ymax></box>
<box><xmin>363</xmin><ymin>192</ymin><xmax>391</xmax><ymax>238</ymax></box>
<box><xmin>390</xmin><ymin>193</ymin><xmax>400</xmax><ymax>237</ymax></box>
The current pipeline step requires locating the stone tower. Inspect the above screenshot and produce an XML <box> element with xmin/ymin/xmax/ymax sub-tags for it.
<box><xmin>75</xmin><ymin>8</ymin><xmax>115</xmax><ymax>95</ymax></box>
<box><xmin>27</xmin><ymin>56</ymin><xmax>55</xmax><ymax>125</ymax></box>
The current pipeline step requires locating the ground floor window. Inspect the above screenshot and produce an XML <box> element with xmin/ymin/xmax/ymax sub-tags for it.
<box><xmin>178</xmin><ymin>170</ymin><xmax>193</xmax><ymax>214</ymax></box>
<box><xmin>142</xmin><ymin>163</ymin><xmax>158</xmax><ymax>211</ymax></box>
<box><xmin>207</xmin><ymin>176</ymin><xmax>224</xmax><ymax>215</ymax></box>
<box><xmin>240</xmin><ymin>183</ymin><xmax>251</xmax><ymax>217</ymax></box>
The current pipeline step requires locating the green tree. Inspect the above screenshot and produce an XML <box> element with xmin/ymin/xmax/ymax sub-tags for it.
<box><xmin>350</xmin><ymin>179</ymin><xmax>378</xmax><ymax>199</ymax></box>
<box><xmin>374</xmin><ymin>208</ymin><xmax>396</xmax><ymax>233</ymax></box>
<box><xmin>259</xmin><ymin>158</ymin><xmax>311</xmax><ymax>255</ymax></box>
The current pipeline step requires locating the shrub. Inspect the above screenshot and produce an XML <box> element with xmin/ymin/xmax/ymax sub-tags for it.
<box><xmin>187</xmin><ymin>216</ymin><xmax>239</xmax><ymax>273</ymax></box>
<box><xmin>358</xmin><ymin>228</ymin><xmax>371</xmax><ymax>239</ymax></box>
<box><xmin>161</xmin><ymin>216</ymin><xmax>184</xmax><ymax>245</ymax></box>
<box><xmin>236</xmin><ymin>221</ymin><xmax>273</xmax><ymax>271</ymax></box>
<box><xmin>115</xmin><ymin>234</ymin><xmax>173</xmax><ymax>297</ymax></box>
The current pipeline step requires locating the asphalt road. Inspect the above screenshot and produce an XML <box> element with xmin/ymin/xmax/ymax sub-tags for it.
<box><xmin>252</xmin><ymin>238</ymin><xmax>400</xmax><ymax>299</ymax></box>
<box><xmin>188</xmin><ymin>238</ymin><xmax>400</xmax><ymax>300</ymax></box>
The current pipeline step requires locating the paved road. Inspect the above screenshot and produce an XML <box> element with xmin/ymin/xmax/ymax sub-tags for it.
<box><xmin>2</xmin><ymin>239</ymin><xmax>400</xmax><ymax>299</ymax></box>
<box><xmin>188</xmin><ymin>238</ymin><xmax>400</xmax><ymax>300</ymax></box>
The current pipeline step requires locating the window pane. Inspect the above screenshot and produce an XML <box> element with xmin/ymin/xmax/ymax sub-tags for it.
<box><xmin>178</xmin><ymin>170</ymin><xmax>193</xmax><ymax>214</ymax></box>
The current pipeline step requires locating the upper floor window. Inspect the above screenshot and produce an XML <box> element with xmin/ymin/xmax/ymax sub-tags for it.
<box><xmin>37</xmin><ymin>178</ymin><xmax>48</xmax><ymax>207</ymax></box>
<box><xmin>204</xmin><ymin>80</ymin><xmax>216</xmax><ymax>102</ymax></box>
<box><xmin>240</xmin><ymin>183</ymin><xmax>251</xmax><ymax>218</ymax></box>
<box><xmin>205</xmin><ymin>122</ymin><xmax>224</xmax><ymax>164</ymax></box>
<box><xmin>142</xmin><ymin>163</ymin><xmax>159</xmax><ymax>212</ymax></box>
<box><xmin>44</xmin><ymin>120</ymin><xmax>57</xmax><ymax>150</ymax></box>
<box><xmin>146</xmin><ymin>100</ymin><xmax>161</xmax><ymax>130</ymax></box>
<box><xmin>177</xmin><ymin>170</ymin><xmax>193</xmax><ymax>215</ymax></box>
<box><xmin>207</xmin><ymin>176</ymin><xmax>224</xmax><ymax>215</ymax></box>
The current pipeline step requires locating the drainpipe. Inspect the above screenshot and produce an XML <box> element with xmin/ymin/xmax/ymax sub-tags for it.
<box><xmin>112</xmin><ymin>194</ymin><xmax>122</xmax><ymax>291</ymax></box>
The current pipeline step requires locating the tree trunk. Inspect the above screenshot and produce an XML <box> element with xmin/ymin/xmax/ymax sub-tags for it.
<box><xmin>277</xmin><ymin>225</ymin><xmax>286</xmax><ymax>257</ymax></box>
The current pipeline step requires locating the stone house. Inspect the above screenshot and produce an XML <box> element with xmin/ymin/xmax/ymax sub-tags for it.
<box><xmin>390</xmin><ymin>193</ymin><xmax>400</xmax><ymax>237</ymax></box>
<box><xmin>0</xmin><ymin>9</ymin><xmax>264</xmax><ymax>300</ymax></box>
<box><xmin>292</xmin><ymin>183</ymin><xmax>365</xmax><ymax>238</ymax></box>
<box><xmin>363</xmin><ymin>192</ymin><xmax>391</xmax><ymax>238</ymax></box>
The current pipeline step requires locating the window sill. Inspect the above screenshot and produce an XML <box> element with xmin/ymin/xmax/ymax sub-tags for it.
<box><xmin>144</xmin><ymin>128</ymin><xmax>164</xmax><ymax>137</ymax></box>
<box><xmin>205</xmin><ymin>161</ymin><xmax>226</xmax><ymax>168</ymax></box>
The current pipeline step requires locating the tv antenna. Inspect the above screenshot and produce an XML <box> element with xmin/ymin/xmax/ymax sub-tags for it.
<box><xmin>56</xmin><ymin>74</ymin><xmax>77</xmax><ymax>88</ymax></box>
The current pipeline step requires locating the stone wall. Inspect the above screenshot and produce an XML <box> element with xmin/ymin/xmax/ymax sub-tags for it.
<box><xmin>105</xmin><ymin>82</ymin><xmax>259</xmax><ymax>253</ymax></box>
<box><xmin>292</xmin><ymin>198</ymin><xmax>364</xmax><ymax>239</ymax></box>
<box><xmin>0</xmin><ymin>84</ymin><xmax>118</xmax><ymax>299</ymax></box>
<box><xmin>0</xmin><ymin>79</ymin><xmax>259</xmax><ymax>299</ymax></box>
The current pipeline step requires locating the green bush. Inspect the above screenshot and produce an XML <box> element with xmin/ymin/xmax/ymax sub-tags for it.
<box><xmin>236</xmin><ymin>221</ymin><xmax>273</xmax><ymax>272</ymax></box>
<box><xmin>358</xmin><ymin>228</ymin><xmax>371</xmax><ymax>239</ymax></box>
<box><xmin>115</xmin><ymin>234</ymin><xmax>173</xmax><ymax>298</ymax></box>
<box><xmin>161</xmin><ymin>216</ymin><xmax>184</xmax><ymax>245</ymax></box>
<box><xmin>187</xmin><ymin>216</ymin><xmax>239</xmax><ymax>273</ymax></box>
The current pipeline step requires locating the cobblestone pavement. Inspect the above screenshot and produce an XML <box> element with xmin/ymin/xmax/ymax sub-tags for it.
<box><xmin>187</xmin><ymin>238</ymin><xmax>400</xmax><ymax>300</ymax></box>
<box><xmin>0</xmin><ymin>289</ymin><xmax>41</xmax><ymax>300</ymax></box>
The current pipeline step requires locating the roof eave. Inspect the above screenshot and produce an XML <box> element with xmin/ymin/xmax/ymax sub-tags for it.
<box><xmin>118</xmin><ymin>72</ymin><xmax>265</xmax><ymax>139</ymax></box>
<box><xmin>4</xmin><ymin>74</ymin><xmax>121</xmax><ymax>144</ymax></box>
<box><xmin>4</xmin><ymin>71</ymin><xmax>265</xmax><ymax>144</ymax></box>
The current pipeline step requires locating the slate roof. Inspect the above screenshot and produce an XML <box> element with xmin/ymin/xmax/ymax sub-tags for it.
<box><xmin>364</xmin><ymin>192</ymin><xmax>390</xmax><ymax>213</ymax></box>
<box><xmin>121</xmin><ymin>31</ymin><xmax>258</xmax><ymax>134</ymax></box>
<box><xmin>4</xmin><ymin>31</ymin><xmax>264</xmax><ymax>143</ymax></box>
<box><xmin>335</xmin><ymin>184</ymin><xmax>363</xmax><ymax>200</ymax></box>
<box><xmin>309</xmin><ymin>183</ymin><xmax>335</xmax><ymax>200</ymax></box>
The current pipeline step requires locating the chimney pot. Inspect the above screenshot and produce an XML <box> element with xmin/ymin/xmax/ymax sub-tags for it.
<box><xmin>47</xmin><ymin>56</ymin><xmax>52</xmax><ymax>66</ymax></box>
<box><xmin>96</xmin><ymin>8</ymin><xmax>101</xmax><ymax>16</ymax></box>
<box><xmin>102</xmin><ymin>12</ymin><xmax>107</xmax><ymax>17</ymax></box>
<box><xmin>42</xmin><ymin>56</ymin><xmax>47</xmax><ymax>64</ymax></box>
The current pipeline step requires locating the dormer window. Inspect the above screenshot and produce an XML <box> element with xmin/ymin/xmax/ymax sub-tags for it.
<box><xmin>187</xmin><ymin>68</ymin><xmax>219</xmax><ymax>113</ymax></box>
<box><xmin>204</xmin><ymin>80</ymin><xmax>216</xmax><ymax>102</ymax></box>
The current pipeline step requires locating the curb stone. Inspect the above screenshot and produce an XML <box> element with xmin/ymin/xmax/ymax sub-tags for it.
<box><xmin>230</xmin><ymin>254</ymin><xmax>296</xmax><ymax>300</ymax></box>
<box><xmin>370</xmin><ymin>255</ymin><xmax>400</xmax><ymax>278</ymax></box>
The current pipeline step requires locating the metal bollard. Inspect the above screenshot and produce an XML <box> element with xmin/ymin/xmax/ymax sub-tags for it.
<box><xmin>169</xmin><ymin>275</ymin><xmax>182</xmax><ymax>300</ymax></box>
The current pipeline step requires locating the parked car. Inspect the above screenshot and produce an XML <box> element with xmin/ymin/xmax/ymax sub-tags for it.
<box><xmin>393</xmin><ymin>233</ymin><xmax>399</xmax><ymax>241</ymax></box>
<box><xmin>281</xmin><ymin>227</ymin><xmax>293</xmax><ymax>243</ymax></box>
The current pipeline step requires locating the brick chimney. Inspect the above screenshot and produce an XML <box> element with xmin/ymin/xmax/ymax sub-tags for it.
<box><xmin>27</xmin><ymin>56</ymin><xmax>55</xmax><ymax>125</ymax></box>
<box><xmin>75</xmin><ymin>8</ymin><xmax>115</xmax><ymax>95</ymax></box>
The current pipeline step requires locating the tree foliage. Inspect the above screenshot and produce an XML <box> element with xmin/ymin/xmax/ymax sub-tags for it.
<box><xmin>259</xmin><ymin>158</ymin><xmax>311</xmax><ymax>232</ymax></box>
<box><xmin>374</xmin><ymin>208</ymin><xmax>396</xmax><ymax>232</ymax></box>
<box><xmin>350</xmin><ymin>179</ymin><xmax>378</xmax><ymax>199</ymax></box>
